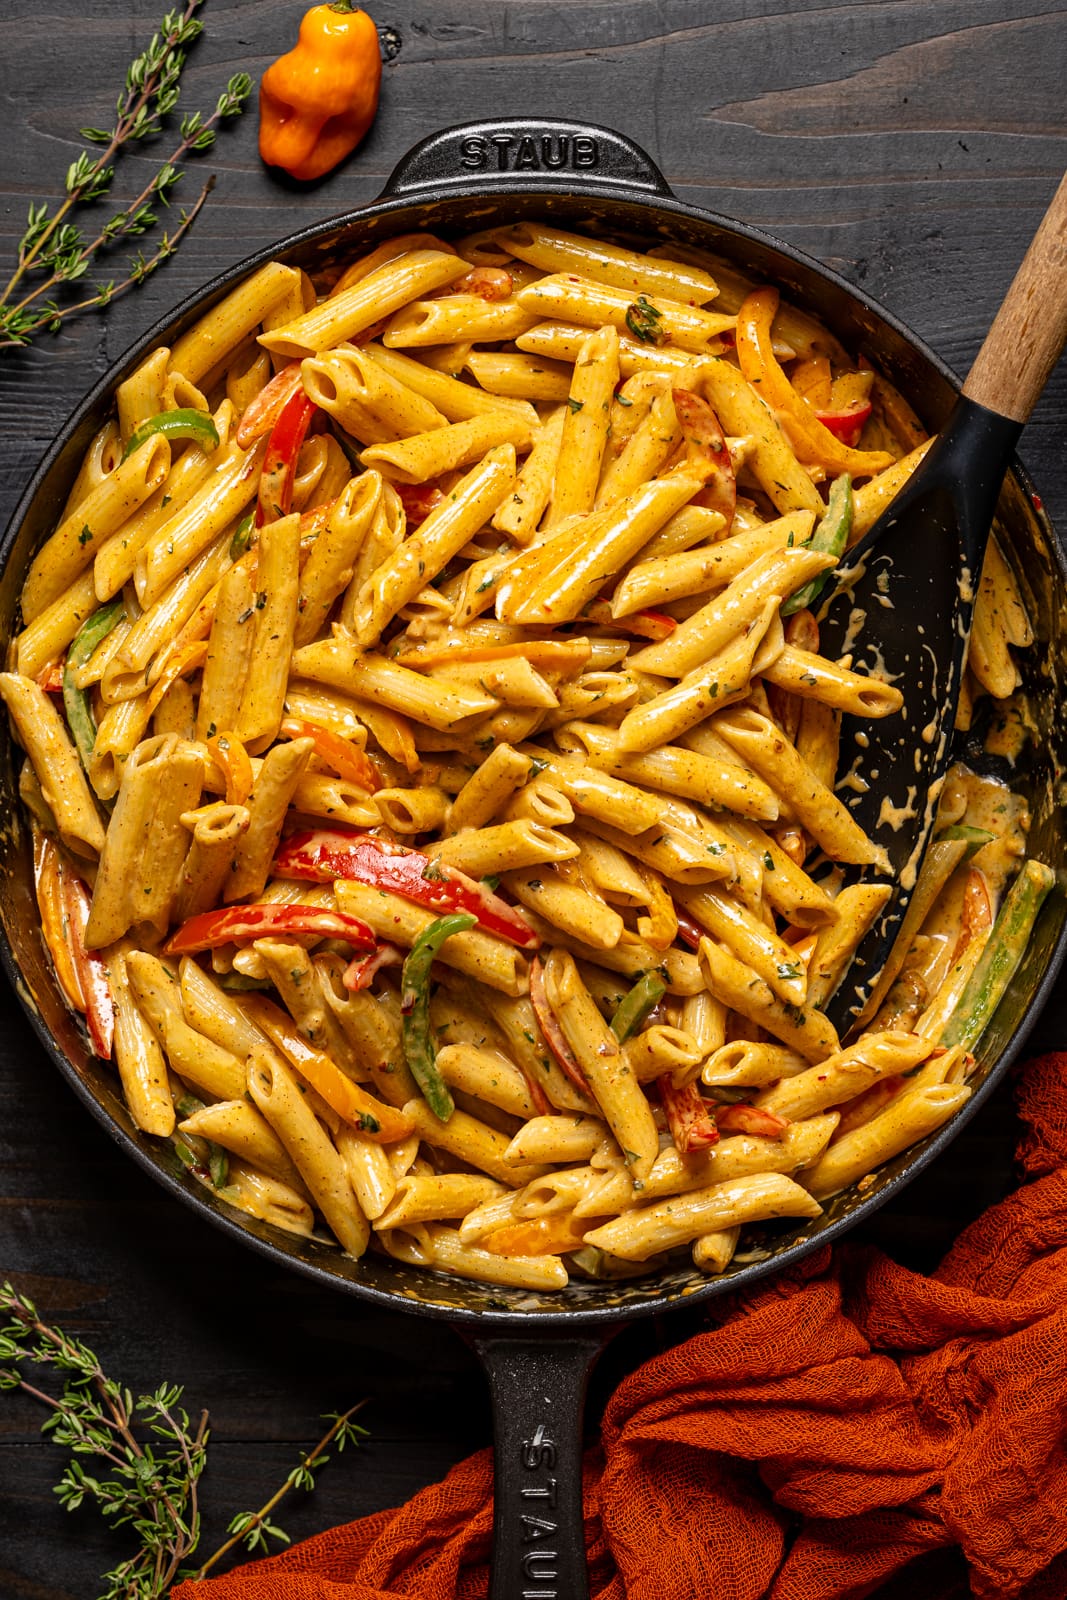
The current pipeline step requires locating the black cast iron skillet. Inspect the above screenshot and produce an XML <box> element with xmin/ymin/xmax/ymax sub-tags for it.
<box><xmin>2</xmin><ymin>120</ymin><xmax>1065</xmax><ymax>1600</ymax></box>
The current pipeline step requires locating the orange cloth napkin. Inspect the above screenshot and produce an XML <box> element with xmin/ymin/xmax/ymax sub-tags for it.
<box><xmin>174</xmin><ymin>1052</ymin><xmax>1067</xmax><ymax>1600</ymax></box>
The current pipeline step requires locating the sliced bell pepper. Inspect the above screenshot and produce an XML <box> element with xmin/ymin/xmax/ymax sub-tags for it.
<box><xmin>280</xmin><ymin>716</ymin><xmax>383</xmax><ymax>792</ymax></box>
<box><xmin>395</xmin><ymin>481</ymin><xmax>446</xmax><ymax>527</ymax></box>
<box><xmin>61</xmin><ymin>598</ymin><xmax>125</xmax><ymax>772</ymax></box>
<box><xmin>59</xmin><ymin>860</ymin><xmax>115</xmax><ymax>1058</ymax></box>
<box><xmin>401</xmin><ymin>912</ymin><xmax>477</xmax><ymax>1122</ymax></box>
<box><xmin>609</xmin><ymin>971</ymin><xmax>666</xmax><ymax>1042</ymax></box>
<box><xmin>143</xmin><ymin>639</ymin><xmax>208</xmax><ymax>720</ymax></box>
<box><xmin>659</xmin><ymin>1077</ymin><xmax>719</xmax><ymax>1153</ymax></box>
<box><xmin>673</xmin><ymin>389</ymin><xmax>736</xmax><ymax>528</ymax></box>
<box><xmin>735</xmin><ymin>288</ymin><xmax>894</xmax><ymax>477</ymax></box>
<box><xmin>343</xmin><ymin>942</ymin><xmax>405</xmax><ymax>992</ymax></box>
<box><xmin>715</xmin><ymin>1103</ymin><xmax>790</xmax><ymax>1139</ymax></box>
<box><xmin>235</xmin><ymin>363</ymin><xmax>305</xmax><ymax>448</ymax></box>
<box><xmin>272</xmin><ymin>831</ymin><xmax>540</xmax><ymax>950</ymax></box>
<box><xmin>122</xmin><ymin>408</ymin><xmax>220</xmax><ymax>462</ymax></box>
<box><xmin>241</xmin><ymin>993</ymin><xmax>415</xmax><ymax>1143</ymax></box>
<box><xmin>163</xmin><ymin>903</ymin><xmax>375</xmax><ymax>956</ymax></box>
<box><xmin>781</xmin><ymin>472</ymin><xmax>853</xmax><ymax>617</ymax></box>
<box><xmin>483</xmin><ymin>1214</ymin><xmax>591</xmax><ymax>1257</ymax></box>
<box><xmin>34</xmin><ymin>829</ymin><xmax>84</xmax><ymax>1014</ymax></box>
<box><xmin>672</xmin><ymin>906</ymin><xmax>705</xmax><ymax>952</ymax></box>
<box><xmin>256</xmin><ymin>385</ymin><xmax>317</xmax><ymax>527</ymax></box>
<box><xmin>814</xmin><ymin>400</ymin><xmax>872</xmax><ymax>449</ymax></box>
<box><xmin>581</xmin><ymin>600</ymin><xmax>676</xmax><ymax>641</ymax></box>
<box><xmin>206</xmin><ymin>733</ymin><xmax>255</xmax><ymax>807</ymax></box>
<box><xmin>528</xmin><ymin>955</ymin><xmax>592</xmax><ymax>1097</ymax></box>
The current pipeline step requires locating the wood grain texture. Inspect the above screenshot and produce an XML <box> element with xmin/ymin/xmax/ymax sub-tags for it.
<box><xmin>1</xmin><ymin>2</ymin><xmax>1066</xmax><ymax>1593</ymax></box>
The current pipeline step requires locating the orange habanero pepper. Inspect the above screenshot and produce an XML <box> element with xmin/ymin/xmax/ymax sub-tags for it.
<box><xmin>259</xmin><ymin>2</ymin><xmax>382</xmax><ymax>183</ymax></box>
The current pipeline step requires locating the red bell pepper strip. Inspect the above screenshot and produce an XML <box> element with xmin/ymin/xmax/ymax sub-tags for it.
<box><xmin>163</xmin><ymin>903</ymin><xmax>376</xmax><ymax>956</ymax></box>
<box><xmin>395</xmin><ymin>481</ymin><xmax>446</xmax><ymax>527</ymax></box>
<box><xmin>236</xmin><ymin>362</ymin><xmax>305</xmax><ymax>448</ymax></box>
<box><xmin>273</xmin><ymin>831</ymin><xmax>540</xmax><ymax>951</ymax></box>
<box><xmin>343</xmin><ymin>942</ymin><xmax>405</xmax><ymax>992</ymax></box>
<box><xmin>59</xmin><ymin>865</ymin><xmax>115</xmax><ymax>1058</ymax></box>
<box><xmin>256</xmin><ymin>385</ymin><xmax>317</xmax><ymax>527</ymax></box>
<box><xmin>528</xmin><ymin>955</ymin><xmax>592</xmax><ymax>1097</ymax></box>
<box><xmin>582</xmin><ymin>600</ymin><xmax>677</xmax><ymax>642</ymax></box>
<box><xmin>672</xmin><ymin>907</ymin><xmax>705</xmax><ymax>952</ymax></box>
<box><xmin>673</xmin><ymin>389</ymin><xmax>737</xmax><ymax>528</ymax></box>
<box><xmin>715</xmin><ymin>1103</ymin><xmax>790</xmax><ymax>1139</ymax></box>
<box><xmin>280</xmin><ymin>717</ymin><xmax>383</xmax><ymax>792</ymax></box>
<box><xmin>814</xmin><ymin>399</ymin><xmax>872</xmax><ymax>449</ymax></box>
<box><xmin>659</xmin><ymin>1076</ymin><xmax>719</xmax><ymax>1153</ymax></box>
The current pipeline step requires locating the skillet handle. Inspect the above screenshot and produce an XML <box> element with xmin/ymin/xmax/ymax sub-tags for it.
<box><xmin>469</xmin><ymin>1331</ymin><xmax>609</xmax><ymax>1600</ymax></box>
<box><xmin>380</xmin><ymin>118</ymin><xmax>672</xmax><ymax>199</ymax></box>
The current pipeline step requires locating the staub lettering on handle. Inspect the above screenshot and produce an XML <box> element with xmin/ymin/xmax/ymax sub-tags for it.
<box><xmin>460</xmin><ymin>133</ymin><xmax>600</xmax><ymax>173</ymax></box>
<box><xmin>518</xmin><ymin>1422</ymin><xmax>560</xmax><ymax>1599</ymax></box>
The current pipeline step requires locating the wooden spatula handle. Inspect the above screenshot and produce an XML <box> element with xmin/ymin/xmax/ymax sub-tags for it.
<box><xmin>962</xmin><ymin>171</ymin><xmax>1067</xmax><ymax>423</ymax></box>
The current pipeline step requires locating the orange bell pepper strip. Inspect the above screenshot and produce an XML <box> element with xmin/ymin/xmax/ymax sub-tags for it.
<box><xmin>659</xmin><ymin>1077</ymin><xmax>719</xmax><ymax>1153</ymax></box>
<box><xmin>33</xmin><ymin>829</ymin><xmax>84</xmax><ymax>1014</ymax></box>
<box><xmin>241</xmin><ymin>994</ymin><xmax>414</xmax><ymax>1143</ymax></box>
<box><xmin>34</xmin><ymin>830</ymin><xmax>114</xmax><ymax>1058</ymax></box>
<box><xmin>259</xmin><ymin>2</ymin><xmax>382</xmax><ymax>183</ymax></box>
<box><xmin>483</xmin><ymin>1215</ymin><xmax>592</xmax><ymax>1258</ymax></box>
<box><xmin>735</xmin><ymin>287</ymin><xmax>894</xmax><ymax>478</ymax></box>
<box><xmin>206</xmin><ymin>733</ymin><xmax>255</xmax><ymax>806</ymax></box>
<box><xmin>280</xmin><ymin>715</ymin><xmax>383</xmax><ymax>792</ymax></box>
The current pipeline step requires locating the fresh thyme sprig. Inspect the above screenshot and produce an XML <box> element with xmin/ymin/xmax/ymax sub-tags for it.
<box><xmin>0</xmin><ymin>1281</ymin><xmax>368</xmax><ymax>1597</ymax></box>
<box><xmin>0</xmin><ymin>1</ymin><xmax>251</xmax><ymax>350</ymax></box>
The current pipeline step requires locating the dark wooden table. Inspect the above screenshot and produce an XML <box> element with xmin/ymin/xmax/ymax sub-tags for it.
<box><xmin>2</xmin><ymin>2</ymin><xmax>1066</xmax><ymax>1592</ymax></box>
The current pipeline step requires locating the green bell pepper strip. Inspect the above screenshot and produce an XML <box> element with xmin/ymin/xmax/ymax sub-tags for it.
<box><xmin>400</xmin><ymin>912</ymin><xmax>477</xmax><ymax>1122</ymax></box>
<box><xmin>782</xmin><ymin>472</ymin><xmax>853</xmax><ymax>616</ymax></box>
<box><xmin>61</xmin><ymin>598</ymin><xmax>125</xmax><ymax>771</ymax></box>
<box><xmin>942</xmin><ymin>858</ymin><xmax>1056</xmax><ymax>1050</ymax></box>
<box><xmin>609</xmin><ymin>971</ymin><xmax>666</xmax><ymax>1042</ymax></box>
<box><xmin>934</xmin><ymin>824</ymin><xmax>996</xmax><ymax>858</ymax></box>
<box><xmin>121</xmin><ymin>408</ymin><xmax>220</xmax><ymax>461</ymax></box>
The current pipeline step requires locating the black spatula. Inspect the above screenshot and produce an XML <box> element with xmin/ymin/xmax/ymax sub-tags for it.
<box><xmin>817</xmin><ymin>171</ymin><xmax>1067</xmax><ymax>1036</ymax></box>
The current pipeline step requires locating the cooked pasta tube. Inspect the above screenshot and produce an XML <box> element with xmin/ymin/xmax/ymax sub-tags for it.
<box><xmin>516</xmin><ymin>319</ymin><xmax>714</xmax><ymax>381</ymax></box>
<box><xmin>426</xmin><ymin>820</ymin><xmax>578</xmax><ymax>876</ymax></box>
<box><xmin>622</xmin><ymin>1025</ymin><xmax>704</xmax><ymax>1084</ymax></box>
<box><xmin>763</xmin><ymin>645</ymin><xmax>905</xmax><ymax>717</ymax></box>
<box><xmin>115</xmin><ymin>350</ymin><xmax>169</xmax><ymax>439</ymax></box>
<box><xmin>61</xmin><ymin>419</ymin><xmax>122</xmax><ymax>521</ymax></box>
<box><xmin>178</xmin><ymin>1099</ymin><xmax>306</xmax><ymax>1191</ymax></box>
<box><xmin>247</xmin><ymin>1043</ymin><xmax>370</xmax><ymax>1257</ymax></box>
<box><xmin>478</xmin><ymin>990</ymin><xmax>598</xmax><ymax>1116</ymax></box>
<box><xmin>108</xmin><ymin>943</ymin><xmax>174</xmax><ymax>1136</ymax></box>
<box><xmin>679</xmin><ymin>991</ymin><xmax>727</xmax><ymax>1061</ymax></box>
<box><xmin>126</xmin><ymin>951</ymin><xmax>247</xmax><ymax>1100</ymax></box>
<box><xmin>583</xmin><ymin>1171</ymin><xmax>821</xmax><ymax>1261</ymax></box>
<box><xmin>702</xmin><ymin>1041</ymin><xmax>809</xmax><ymax>1089</ymax></box>
<box><xmin>85</xmin><ymin>735</ymin><xmax>203</xmax><ymax>946</ymax></box>
<box><xmin>375</xmin><ymin>1172</ymin><xmax>506</xmax><ymax>1229</ymax></box>
<box><xmin>804</xmin><ymin>1083</ymin><xmax>971</xmax><ymax>1200</ymax></box>
<box><xmin>457</xmin><ymin>1189</ymin><xmax>521</xmax><ymax>1244</ymax></box>
<box><xmin>169</xmin><ymin>262</ymin><xmax>302</xmax><ymax>380</ymax></box>
<box><xmin>465</xmin><ymin>350</ymin><xmax>572</xmax><ymax>402</ymax></box>
<box><xmin>0</xmin><ymin>673</ymin><xmax>106</xmax><ymax>858</ymax></box>
<box><xmin>374</xmin><ymin>785</ymin><xmax>448</xmax><ymax>833</ymax></box>
<box><xmin>595</xmin><ymin>384</ymin><xmax>682</xmax><ymax>508</ymax></box>
<box><xmin>516</xmin><ymin>274</ymin><xmax>732</xmax><ymax>353</ymax></box>
<box><xmin>698</xmin><ymin>938</ymin><xmax>839</xmax><ymax>1063</ymax></box>
<box><xmin>226</xmin><ymin>346</ymin><xmax>274</xmax><ymax>414</ymax></box>
<box><xmin>227</xmin><ymin>738</ymin><xmax>313</xmax><ymax>901</ymax></box>
<box><xmin>85</xmin><ymin>695</ymin><xmax>152</xmax><ymax>802</ymax></box>
<box><xmin>578</xmin><ymin>816</ymin><xmax>736</xmax><ymax>889</ymax></box>
<box><xmin>22</xmin><ymin>435</ymin><xmax>172</xmax><ymax>622</ymax></box>
<box><xmin>222</xmin><ymin>1163</ymin><xmax>315</xmax><ymax>1239</ymax></box>
<box><xmin>541</xmin><ymin>950</ymin><xmax>659</xmax><ymax>1180</ymax></box>
<box><xmin>294</xmin><ymin>471</ymin><xmax>382</xmax><ymax>647</ymax></box>
<box><xmin>259</xmin><ymin>251</ymin><xmax>468</xmax><ymax>359</ymax></box>
<box><xmin>500</xmin><ymin>470</ymin><xmax>705</xmax><ymax>625</ymax></box>
<box><xmin>135</xmin><ymin>438</ymin><xmax>265</xmax><ymax>608</ymax></box>
<box><xmin>305</xmin><ymin>344</ymin><xmax>448</xmax><ymax>440</ymax></box>
<box><xmin>544</xmin><ymin>324</ymin><xmax>619</xmax><ymax>525</ymax></box>
<box><xmin>15</xmin><ymin>570</ymin><xmax>99</xmax><ymax>682</ymax></box>
<box><xmin>177</xmin><ymin>956</ymin><xmax>268</xmax><ymax>1058</ymax></box>
<box><xmin>334</xmin><ymin>880</ymin><xmax>528</xmax><ymax>997</ymax></box>
<box><xmin>504</xmin><ymin>1115</ymin><xmax>608</xmax><ymax>1166</ymax></box>
<box><xmin>174</xmin><ymin>802</ymin><xmax>250</xmax><ymax>921</ymax></box>
<box><xmin>253</xmin><ymin>940</ymin><xmax>360</xmax><ymax>1075</ymax></box>
<box><xmin>616</xmin><ymin>598</ymin><xmax>780</xmax><ymax>753</ymax></box>
<box><xmin>232</xmin><ymin>513</ymin><xmax>300</xmax><ymax>749</ymax></box>
<box><xmin>314</xmin><ymin>956</ymin><xmax>420</xmax><ymax>1106</ymax></box>
<box><xmin>502</xmin><ymin>779</ymin><xmax>574</xmax><ymax>828</ymax></box>
<box><xmin>718</xmin><ymin>818</ymin><xmax>838</xmax><ymax>926</ymax></box>
<box><xmin>612</xmin><ymin>513</ymin><xmax>813</xmax><ymax>617</ymax></box>
<box><xmin>290</xmin><ymin>641</ymin><xmax>498</xmax><ymax>731</ymax></box>
<box><xmin>692</xmin><ymin>1228</ymin><xmax>741</xmax><ymax>1274</ymax></box>
<box><xmin>400</xmin><ymin>1098</ymin><xmax>547</xmax><ymax>1187</ymax></box>
<box><xmin>527</xmin><ymin>750</ymin><xmax>665</xmax><ymax>834</ymax></box>
<box><xmin>104</xmin><ymin>533</ymin><xmax>233</xmax><ymax>700</ymax></box>
<box><xmin>675</xmin><ymin>883</ymin><xmax>807</xmax><ymax>1005</ymax></box>
<box><xmin>357</xmin><ymin>343</ymin><xmax>538</xmax><ymax>425</ymax></box>
<box><xmin>491</xmin><ymin>402</ymin><xmax>566</xmax><ymax>542</ymax></box>
<box><xmin>700</xmin><ymin>357</ymin><xmax>824</xmax><ymax>516</ymax></box>
<box><xmin>637</xmin><ymin>1115</ymin><xmax>839</xmax><ymax>1204</ymax></box>
<box><xmin>362</xmin><ymin>414</ymin><xmax>532</xmax><ymax>485</ymax></box>
<box><xmin>803</xmin><ymin>883</ymin><xmax>894</xmax><ymax>1012</ymax></box>
<box><xmin>504</xmin><ymin>870</ymin><xmax>623</xmax><ymax>951</ymax></box>
<box><xmin>715</xmin><ymin>707</ymin><xmax>890</xmax><ymax>870</ymax></box>
<box><xmin>755</xmin><ymin>1030</ymin><xmax>932</xmax><ymax>1121</ymax></box>
<box><xmin>446</xmin><ymin>743</ymin><xmax>529</xmax><ymax>832</ymax></box>
<box><xmin>562</xmin><ymin>721</ymin><xmax>779</xmax><ymax>823</ymax></box>
<box><xmin>290</xmin><ymin>773</ymin><xmax>380</xmax><ymax>828</ymax></box>
<box><xmin>497</xmin><ymin>222</ymin><xmax>719</xmax><ymax>303</ymax></box>
<box><xmin>355</xmin><ymin>446</ymin><xmax>516</xmax><ymax>644</ymax></box>
<box><xmin>195</xmin><ymin>565</ymin><xmax>257</xmax><ymax>741</ymax></box>
<box><xmin>435</xmin><ymin>1043</ymin><xmax>539</xmax><ymax>1119</ymax></box>
<box><xmin>335</xmin><ymin>1123</ymin><xmax>397</xmax><ymax>1221</ymax></box>
<box><xmin>850</xmin><ymin>441</ymin><xmax>933</xmax><ymax>541</ymax></box>
<box><xmin>384</xmin><ymin>293</ymin><xmax>537</xmax><ymax>348</ymax></box>
<box><xmin>404</xmin><ymin>1223</ymin><xmax>569</xmax><ymax>1291</ymax></box>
